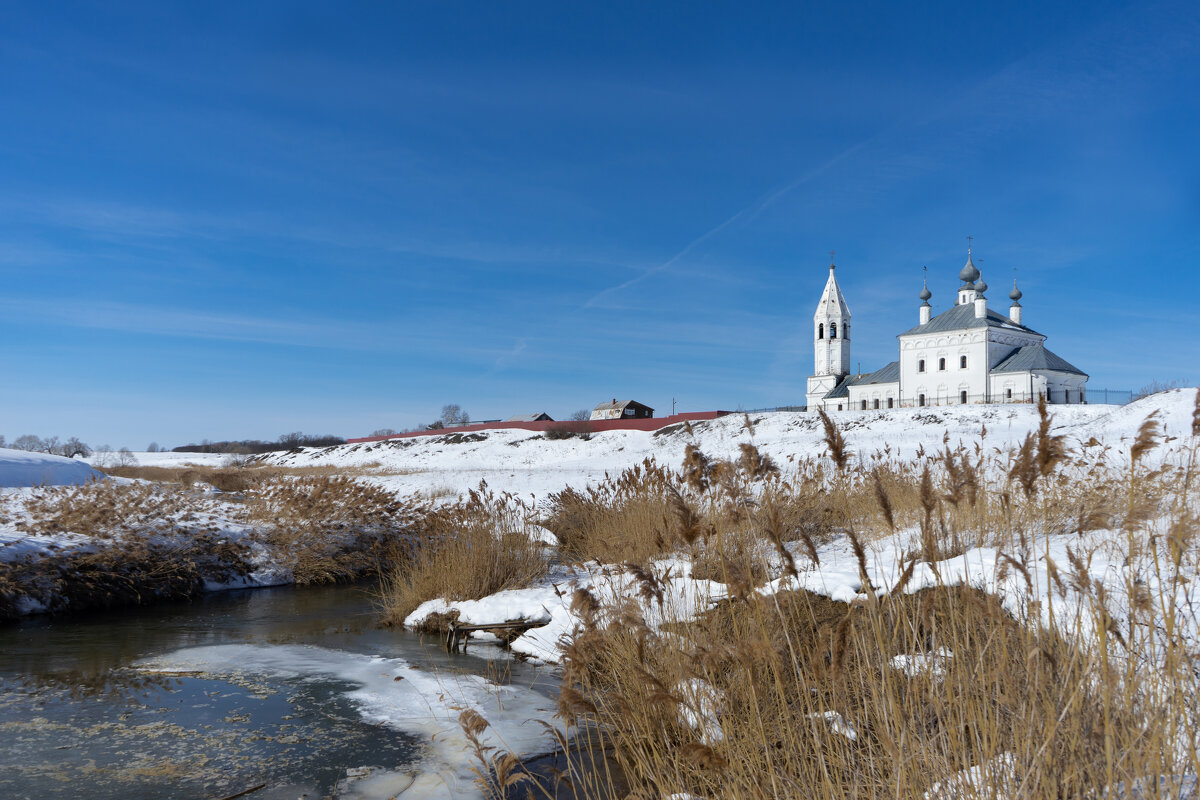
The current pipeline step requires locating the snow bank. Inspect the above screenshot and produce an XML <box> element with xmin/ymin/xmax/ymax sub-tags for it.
<box><xmin>0</xmin><ymin>447</ymin><xmax>106</xmax><ymax>488</ymax></box>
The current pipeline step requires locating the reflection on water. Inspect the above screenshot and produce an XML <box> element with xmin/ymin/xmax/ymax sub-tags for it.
<box><xmin>0</xmin><ymin>584</ymin><xmax>557</xmax><ymax>799</ymax></box>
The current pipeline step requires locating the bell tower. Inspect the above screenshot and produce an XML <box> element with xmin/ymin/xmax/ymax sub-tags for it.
<box><xmin>806</xmin><ymin>254</ymin><xmax>852</xmax><ymax>410</ymax></box>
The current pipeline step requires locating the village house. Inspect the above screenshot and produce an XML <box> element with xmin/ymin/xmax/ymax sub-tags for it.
<box><xmin>590</xmin><ymin>399</ymin><xmax>654</xmax><ymax>421</ymax></box>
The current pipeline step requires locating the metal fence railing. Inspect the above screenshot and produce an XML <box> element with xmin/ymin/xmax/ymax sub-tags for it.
<box><xmin>739</xmin><ymin>388</ymin><xmax>1135</xmax><ymax>414</ymax></box>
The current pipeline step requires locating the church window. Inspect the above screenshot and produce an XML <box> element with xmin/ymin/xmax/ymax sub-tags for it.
<box><xmin>837</xmin><ymin>404</ymin><xmax>843</xmax><ymax>411</ymax></box>
<box><xmin>873</xmin><ymin>398</ymin><xmax>880</xmax><ymax>409</ymax></box>
<box><xmin>844</xmin><ymin>324</ymin><xmax>849</xmax><ymax>339</ymax></box>
<box><xmin>918</xmin><ymin>359</ymin><xmax>926</xmax><ymax>373</ymax></box>
<box><xmin>960</xmin><ymin>355</ymin><xmax>967</xmax><ymax>369</ymax></box>
<box><xmin>939</xmin><ymin>358</ymin><xmax>946</xmax><ymax>371</ymax></box>
<box><xmin>830</xmin><ymin>323</ymin><xmax>837</xmax><ymax>339</ymax></box>
<box><xmin>918</xmin><ymin>394</ymin><xmax>926</xmax><ymax>407</ymax></box>
<box><xmin>887</xmin><ymin>397</ymin><xmax>894</xmax><ymax>409</ymax></box>
<box><xmin>960</xmin><ymin>390</ymin><xmax>968</xmax><ymax>404</ymax></box>
<box><xmin>818</xmin><ymin>323</ymin><xmax>824</xmax><ymax>339</ymax></box>
<box><xmin>861</xmin><ymin>400</ymin><xmax>867</xmax><ymax>410</ymax></box>
<box><xmin>1006</xmin><ymin>388</ymin><xmax>1012</xmax><ymax>399</ymax></box>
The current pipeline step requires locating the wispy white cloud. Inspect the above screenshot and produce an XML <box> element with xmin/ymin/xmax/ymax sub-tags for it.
<box><xmin>0</xmin><ymin>295</ymin><xmax>505</xmax><ymax>357</ymax></box>
<box><xmin>0</xmin><ymin>196</ymin><xmax>646</xmax><ymax>282</ymax></box>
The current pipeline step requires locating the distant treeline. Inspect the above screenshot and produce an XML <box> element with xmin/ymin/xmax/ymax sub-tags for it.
<box><xmin>172</xmin><ymin>432</ymin><xmax>346</xmax><ymax>454</ymax></box>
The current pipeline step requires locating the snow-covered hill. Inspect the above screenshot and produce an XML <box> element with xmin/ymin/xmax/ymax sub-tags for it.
<box><xmin>259</xmin><ymin>389</ymin><xmax>1198</xmax><ymax>502</ymax></box>
<box><xmin>0</xmin><ymin>448</ymin><xmax>106</xmax><ymax>488</ymax></box>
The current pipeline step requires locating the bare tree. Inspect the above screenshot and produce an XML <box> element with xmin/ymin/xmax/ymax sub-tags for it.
<box><xmin>12</xmin><ymin>435</ymin><xmax>43</xmax><ymax>452</ymax></box>
<box><xmin>223</xmin><ymin>450</ymin><xmax>253</xmax><ymax>468</ymax></box>
<box><xmin>371</xmin><ymin>428</ymin><xmax>397</xmax><ymax>437</ymax></box>
<box><xmin>60</xmin><ymin>437</ymin><xmax>91</xmax><ymax>458</ymax></box>
<box><xmin>569</xmin><ymin>409</ymin><xmax>591</xmax><ymax>421</ymax></box>
<box><xmin>278</xmin><ymin>432</ymin><xmax>306</xmax><ymax>449</ymax></box>
<box><xmin>440</xmin><ymin>404</ymin><xmax>470</xmax><ymax>426</ymax></box>
<box><xmin>92</xmin><ymin>445</ymin><xmax>114</xmax><ymax>468</ymax></box>
<box><xmin>0</xmin><ymin>435</ymin><xmax>6</xmax><ymax>448</ymax></box>
<box><xmin>116</xmin><ymin>447</ymin><xmax>138</xmax><ymax>467</ymax></box>
<box><xmin>146</xmin><ymin>442</ymin><xmax>160</xmax><ymax>453</ymax></box>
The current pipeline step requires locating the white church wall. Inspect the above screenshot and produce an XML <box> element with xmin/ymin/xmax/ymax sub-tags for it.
<box><xmin>847</xmin><ymin>382</ymin><xmax>899</xmax><ymax>410</ymax></box>
<box><xmin>984</xmin><ymin>371</ymin><xmax>1087</xmax><ymax>405</ymax></box>
<box><xmin>898</xmin><ymin>330</ymin><xmax>990</xmax><ymax>405</ymax></box>
<box><xmin>1043</xmin><ymin>372</ymin><xmax>1089</xmax><ymax>404</ymax></box>
<box><xmin>989</xmin><ymin>371</ymin><xmax>1034</xmax><ymax>403</ymax></box>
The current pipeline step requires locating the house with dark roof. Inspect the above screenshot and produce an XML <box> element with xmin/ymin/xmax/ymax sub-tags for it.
<box><xmin>806</xmin><ymin>247</ymin><xmax>1088</xmax><ymax>411</ymax></box>
<box><xmin>590</xmin><ymin>399</ymin><xmax>654</xmax><ymax>421</ymax></box>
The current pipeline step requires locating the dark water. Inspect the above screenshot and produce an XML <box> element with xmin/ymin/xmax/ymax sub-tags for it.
<box><xmin>0</xmin><ymin>584</ymin><xmax>557</xmax><ymax>799</ymax></box>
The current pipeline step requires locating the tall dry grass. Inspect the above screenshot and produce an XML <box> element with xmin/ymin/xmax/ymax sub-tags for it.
<box><xmin>468</xmin><ymin>391</ymin><xmax>1200</xmax><ymax>800</ymax></box>
<box><xmin>96</xmin><ymin>461</ymin><xmax>397</xmax><ymax>491</ymax></box>
<box><xmin>379</xmin><ymin>485</ymin><xmax>550</xmax><ymax>629</ymax></box>
<box><xmin>1</xmin><ymin>480</ymin><xmax>254</xmax><ymax>620</ymax></box>
<box><xmin>243</xmin><ymin>474</ymin><xmax>421</xmax><ymax>583</ymax></box>
<box><xmin>1</xmin><ymin>472</ymin><xmax>429</xmax><ymax>620</ymax></box>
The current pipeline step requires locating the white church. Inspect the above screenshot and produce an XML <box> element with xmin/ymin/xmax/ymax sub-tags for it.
<box><xmin>806</xmin><ymin>246</ymin><xmax>1088</xmax><ymax>412</ymax></box>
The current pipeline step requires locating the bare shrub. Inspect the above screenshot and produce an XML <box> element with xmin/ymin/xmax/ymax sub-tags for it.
<box><xmin>545</xmin><ymin>425</ymin><xmax>589</xmax><ymax>441</ymax></box>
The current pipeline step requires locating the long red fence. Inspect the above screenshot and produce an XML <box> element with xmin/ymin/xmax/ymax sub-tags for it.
<box><xmin>346</xmin><ymin>411</ymin><xmax>733</xmax><ymax>443</ymax></box>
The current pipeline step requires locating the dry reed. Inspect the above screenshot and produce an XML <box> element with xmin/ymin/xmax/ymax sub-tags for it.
<box><xmin>468</xmin><ymin>403</ymin><xmax>1200</xmax><ymax>800</ymax></box>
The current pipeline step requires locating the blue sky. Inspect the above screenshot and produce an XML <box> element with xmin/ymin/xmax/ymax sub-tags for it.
<box><xmin>1</xmin><ymin>1</ymin><xmax>1197</xmax><ymax>447</ymax></box>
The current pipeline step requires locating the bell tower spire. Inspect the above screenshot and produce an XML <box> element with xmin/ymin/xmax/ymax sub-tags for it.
<box><xmin>807</xmin><ymin>254</ymin><xmax>852</xmax><ymax>410</ymax></box>
<box><xmin>813</xmin><ymin>255</ymin><xmax>851</xmax><ymax>377</ymax></box>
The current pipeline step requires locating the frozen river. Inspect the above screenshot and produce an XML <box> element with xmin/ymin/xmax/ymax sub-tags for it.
<box><xmin>0</xmin><ymin>583</ymin><xmax>560</xmax><ymax>799</ymax></box>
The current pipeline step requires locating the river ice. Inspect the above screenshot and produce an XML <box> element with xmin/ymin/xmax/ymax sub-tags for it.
<box><xmin>136</xmin><ymin>643</ymin><xmax>559</xmax><ymax>799</ymax></box>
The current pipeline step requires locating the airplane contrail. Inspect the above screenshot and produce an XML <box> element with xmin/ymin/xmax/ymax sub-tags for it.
<box><xmin>581</xmin><ymin>138</ymin><xmax>871</xmax><ymax>309</ymax></box>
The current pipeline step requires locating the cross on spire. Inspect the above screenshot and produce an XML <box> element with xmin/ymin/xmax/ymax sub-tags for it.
<box><xmin>966</xmin><ymin>234</ymin><xmax>974</xmax><ymax>255</ymax></box>
<box><xmin>828</xmin><ymin>249</ymin><xmax>836</xmax><ymax>268</ymax></box>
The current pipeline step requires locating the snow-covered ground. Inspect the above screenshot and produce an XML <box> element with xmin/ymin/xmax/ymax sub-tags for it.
<box><xmin>0</xmin><ymin>447</ymin><xmax>105</xmax><ymax>488</ymax></box>
<box><xmin>258</xmin><ymin>391</ymin><xmax>1197</xmax><ymax>501</ymax></box>
<box><xmin>82</xmin><ymin>449</ymin><xmax>231</xmax><ymax>469</ymax></box>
